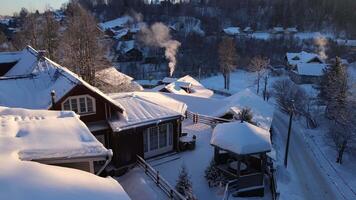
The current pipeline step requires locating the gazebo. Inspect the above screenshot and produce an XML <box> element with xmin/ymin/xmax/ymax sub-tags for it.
<box><xmin>210</xmin><ymin>121</ymin><xmax>272</xmax><ymax>196</ymax></box>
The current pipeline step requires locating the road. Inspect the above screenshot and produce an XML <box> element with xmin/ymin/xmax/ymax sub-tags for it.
<box><xmin>273</xmin><ymin>113</ymin><xmax>345</xmax><ymax>200</ymax></box>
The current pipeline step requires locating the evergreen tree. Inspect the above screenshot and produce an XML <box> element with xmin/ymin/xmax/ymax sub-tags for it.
<box><xmin>204</xmin><ymin>159</ymin><xmax>222</xmax><ymax>187</ymax></box>
<box><xmin>176</xmin><ymin>165</ymin><xmax>196</xmax><ymax>200</ymax></box>
<box><xmin>319</xmin><ymin>57</ymin><xmax>348</xmax><ymax>120</ymax></box>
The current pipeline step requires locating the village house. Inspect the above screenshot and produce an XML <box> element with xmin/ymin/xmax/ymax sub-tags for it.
<box><xmin>243</xmin><ymin>27</ymin><xmax>253</xmax><ymax>34</ymax></box>
<box><xmin>0</xmin><ymin>46</ymin><xmax>186</xmax><ymax>170</ymax></box>
<box><xmin>223</xmin><ymin>27</ymin><xmax>240</xmax><ymax>36</ymax></box>
<box><xmin>116</xmin><ymin>40</ymin><xmax>144</xmax><ymax>62</ymax></box>
<box><xmin>108</xmin><ymin>92</ymin><xmax>187</xmax><ymax>167</ymax></box>
<box><xmin>151</xmin><ymin>75</ymin><xmax>214</xmax><ymax>98</ymax></box>
<box><xmin>0</xmin><ymin>106</ymin><xmax>131</xmax><ymax>200</ymax></box>
<box><xmin>271</xmin><ymin>27</ymin><xmax>284</xmax><ymax>34</ymax></box>
<box><xmin>285</xmin><ymin>51</ymin><xmax>326</xmax><ymax>84</ymax></box>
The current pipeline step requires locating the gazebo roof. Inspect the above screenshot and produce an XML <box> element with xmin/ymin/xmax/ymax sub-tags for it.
<box><xmin>210</xmin><ymin>122</ymin><xmax>272</xmax><ymax>155</ymax></box>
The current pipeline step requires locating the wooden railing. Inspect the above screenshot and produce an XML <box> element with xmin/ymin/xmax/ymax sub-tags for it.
<box><xmin>222</xmin><ymin>173</ymin><xmax>264</xmax><ymax>200</ymax></box>
<box><xmin>269</xmin><ymin>167</ymin><xmax>279</xmax><ymax>200</ymax></box>
<box><xmin>186</xmin><ymin>110</ymin><xmax>232</xmax><ymax>126</ymax></box>
<box><xmin>136</xmin><ymin>155</ymin><xmax>187</xmax><ymax>200</ymax></box>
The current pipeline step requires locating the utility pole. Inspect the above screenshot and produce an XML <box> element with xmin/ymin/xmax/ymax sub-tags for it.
<box><xmin>284</xmin><ymin>100</ymin><xmax>295</xmax><ymax>167</ymax></box>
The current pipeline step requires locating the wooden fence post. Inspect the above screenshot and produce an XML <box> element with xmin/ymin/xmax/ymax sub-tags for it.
<box><xmin>156</xmin><ymin>171</ymin><xmax>160</xmax><ymax>185</ymax></box>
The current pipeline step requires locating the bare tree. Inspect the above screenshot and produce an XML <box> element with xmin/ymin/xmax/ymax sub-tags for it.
<box><xmin>218</xmin><ymin>36</ymin><xmax>237</xmax><ymax>90</ymax></box>
<box><xmin>248</xmin><ymin>55</ymin><xmax>270</xmax><ymax>95</ymax></box>
<box><xmin>272</xmin><ymin>79</ymin><xmax>308</xmax><ymax>116</ymax></box>
<box><xmin>13</xmin><ymin>13</ymin><xmax>41</xmax><ymax>50</ymax></box>
<box><xmin>328</xmin><ymin>101</ymin><xmax>356</xmax><ymax>164</ymax></box>
<box><xmin>60</xmin><ymin>2</ymin><xmax>105</xmax><ymax>85</ymax></box>
<box><xmin>41</xmin><ymin>10</ymin><xmax>60</xmax><ymax>60</ymax></box>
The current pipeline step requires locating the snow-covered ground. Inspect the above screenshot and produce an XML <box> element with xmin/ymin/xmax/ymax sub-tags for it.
<box><xmin>201</xmin><ymin>69</ymin><xmax>284</xmax><ymax>95</ymax></box>
<box><xmin>202</xmin><ymin>69</ymin><xmax>356</xmax><ymax>200</ymax></box>
<box><xmin>119</xmin><ymin>121</ymin><xmax>272</xmax><ymax>200</ymax></box>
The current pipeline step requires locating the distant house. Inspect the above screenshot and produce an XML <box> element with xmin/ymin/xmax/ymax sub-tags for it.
<box><xmin>285</xmin><ymin>27</ymin><xmax>298</xmax><ymax>34</ymax></box>
<box><xmin>286</xmin><ymin>51</ymin><xmax>326</xmax><ymax>84</ymax></box>
<box><xmin>289</xmin><ymin>63</ymin><xmax>327</xmax><ymax>84</ymax></box>
<box><xmin>116</xmin><ymin>40</ymin><xmax>143</xmax><ymax>62</ymax></box>
<box><xmin>243</xmin><ymin>27</ymin><xmax>253</xmax><ymax>34</ymax></box>
<box><xmin>0</xmin><ymin>108</ymin><xmax>130</xmax><ymax>200</ymax></box>
<box><xmin>152</xmin><ymin>75</ymin><xmax>214</xmax><ymax>98</ymax></box>
<box><xmin>95</xmin><ymin>67</ymin><xmax>143</xmax><ymax>93</ymax></box>
<box><xmin>210</xmin><ymin>121</ymin><xmax>272</xmax><ymax>197</ymax></box>
<box><xmin>286</xmin><ymin>51</ymin><xmax>324</xmax><ymax>68</ymax></box>
<box><xmin>98</xmin><ymin>16</ymin><xmax>133</xmax><ymax>31</ymax></box>
<box><xmin>223</xmin><ymin>27</ymin><xmax>240</xmax><ymax>36</ymax></box>
<box><xmin>0</xmin><ymin>46</ymin><xmax>184</xmax><ymax>169</ymax></box>
<box><xmin>108</xmin><ymin>92</ymin><xmax>187</xmax><ymax>167</ymax></box>
<box><xmin>271</xmin><ymin>27</ymin><xmax>284</xmax><ymax>34</ymax></box>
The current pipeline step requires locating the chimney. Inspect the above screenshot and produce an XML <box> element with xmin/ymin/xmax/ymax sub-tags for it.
<box><xmin>37</xmin><ymin>50</ymin><xmax>46</xmax><ymax>61</ymax></box>
<box><xmin>51</xmin><ymin>90</ymin><xmax>56</xmax><ymax>108</ymax></box>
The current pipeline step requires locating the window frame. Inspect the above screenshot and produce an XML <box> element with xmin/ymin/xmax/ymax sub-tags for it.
<box><xmin>143</xmin><ymin>123</ymin><xmax>174</xmax><ymax>158</ymax></box>
<box><xmin>61</xmin><ymin>95</ymin><xmax>96</xmax><ymax>116</ymax></box>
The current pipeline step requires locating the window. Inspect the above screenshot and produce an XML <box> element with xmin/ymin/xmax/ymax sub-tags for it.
<box><xmin>61</xmin><ymin>95</ymin><xmax>96</xmax><ymax>115</ymax></box>
<box><xmin>150</xmin><ymin>127</ymin><xmax>158</xmax><ymax>151</ymax></box>
<box><xmin>159</xmin><ymin>125</ymin><xmax>167</xmax><ymax>148</ymax></box>
<box><xmin>143</xmin><ymin>123</ymin><xmax>174</xmax><ymax>158</ymax></box>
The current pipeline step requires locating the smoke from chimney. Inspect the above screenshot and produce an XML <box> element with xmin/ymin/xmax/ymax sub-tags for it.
<box><xmin>139</xmin><ymin>22</ymin><xmax>181</xmax><ymax>77</ymax></box>
<box><xmin>314</xmin><ymin>35</ymin><xmax>328</xmax><ymax>60</ymax></box>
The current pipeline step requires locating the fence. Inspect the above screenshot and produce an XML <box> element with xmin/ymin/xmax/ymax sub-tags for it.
<box><xmin>136</xmin><ymin>155</ymin><xmax>187</xmax><ymax>200</ymax></box>
<box><xmin>222</xmin><ymin>173</ymin><xmax>265</xmax><ymax>200</ymax></box>
<box><xmin>269</xmin><ymin>167</ymin><xmax>280</xmax><ymax>200</ymax></box>
<box><xmin>186</xmin><ymin>110</ymin><xmax>232</xmax><ymax>126</ymax></box>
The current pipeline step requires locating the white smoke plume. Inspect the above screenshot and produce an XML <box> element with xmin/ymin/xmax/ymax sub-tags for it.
<box><xmin>314</xmin><ymin>35</ymin><xmax>328</xmax><ymax>60</ymax></box>
<box><xmin>139</xmin><ymin>22</ymin><xmax>181</xmax><ymax>77</ymax></box>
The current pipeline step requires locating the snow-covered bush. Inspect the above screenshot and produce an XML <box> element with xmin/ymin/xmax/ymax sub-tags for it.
<box><xmin>236</xmin><ymin>107</ymin><xmax>253</xmax><ymax>123</ymax></box>
<box><xmin>204</xmin><ymin>159</ymin><xmax>226</xmax><ymax>187</ymax></box>
<box><xmin>175</xmin><ymin>165</ymin><xmax>196</xmax><ymax>200</ymax></box>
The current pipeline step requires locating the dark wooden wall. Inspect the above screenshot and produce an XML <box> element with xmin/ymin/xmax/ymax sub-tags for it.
<box><xmin>110</xmin><ymin>118</ymin><xmax>182</xmax><ymax>168</ymax></box>
<box><xmin>51</xmin><ymin>84</ymin><xmax>122</xmax><ymax>123</ymax></box>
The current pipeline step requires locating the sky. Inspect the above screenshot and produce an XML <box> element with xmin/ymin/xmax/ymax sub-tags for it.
<box><xmin>0</xmin><ymin>0</ymin><xmax>68</xmax><ymax>16</ymax></box>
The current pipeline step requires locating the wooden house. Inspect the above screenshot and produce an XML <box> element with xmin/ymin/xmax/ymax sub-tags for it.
<box><xmin>0</xmin><ymin>46</ymin><xmax>186</xmax><ymax>170</ymax></box>
<box><xmin>108</xmin><ymin>92</ymin><xmax>187</xmax><ymax>167</ymax></box>
<box><xmin>285</xmin><ymin>51</ymin><xmax>326</xmax><ymax>84</ymax></box>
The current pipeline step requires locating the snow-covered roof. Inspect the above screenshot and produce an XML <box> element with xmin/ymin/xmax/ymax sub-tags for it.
<box><xmin>113</xmin><ymin>28</ymin><xmax>129</xmax><ymax>39</ymax></box>
<box><xmin>116</xmin><ymin>40</ymin><xmax>135</xmax><ymax>53</ymax></box>
<box><xmin>0</xmin><ymin>106</ymin><xmax>109</xmax><ymax>160</ymax></box>
<box><xmin>223</xmin><ymin>27</ymin><xmax>240</xmax><ymax>35</ymax></box>
<box><xmin>272</xmin><ymin>27</ymin><xmax>284</xmax><ymax>32</ymax></box>
<box><xmin>286</xmin><ymin>27</ymin><xmax>298</xmax><ymax>33</ymax></box>
<box><xmin>163</xmin><ymin>89</ymin><xmax>273</xmax><ymax>130</ymax></box>
<box><xmin>225</xmin><ymin>89</ymin><xmax>274</xmax><ymax>130</ymax></box>
<box><xmin>296</xmin><ymin>63</ymin><xmax>326</xmax><ymax>76</ymax></box>
<box><xmin>0</xmin><ymin>46</ymin><xmax>125</xmax><ymax>112</ymax></box>
<box><xmin>286</xmin><ymin>51</ymin><xmax>324</xmax><ymax>66</ymax></box>
<box><xmin>0</xmin><ymin>46</ymin><xmax>38</xmax><ymax>76</ymax></box>
<box><xmin>99</xmin><ymin>16</ymin><xmax>133</xmax><ymax>30</ymax></box>
<box><xmin>154</xmin><ymin>75</ymin><xmax>214</xmax><ymax>98</ymax></box>
<box><xmin>162</xmin><ymin>77</ymin><xmax>177</xmax><ymax>84</ymax></box>
<box><xmin>108</xmin><ymin>92</ymin><xmax>187</xmax><ymax>131</ymax></box>
<box><xmin>0</xmin><ymin>106</ymin><xmax>130</xmax><ymax>200</ymax></box>
<box><xmin>243</xmin><ymin>27</ymin><xmax>253</xmax><ymax>32</ymax></box>
<box><xmin>96</xmin><ymin>67</ymin><xmax>133</xmax><ymax>85</ymax></box>
<box><xmin>336</xmin><ymin>39</ymin><xmax>356</xmax><ymax>47</ymax></box>
<box><xmin>211</xmin><ymin>121</ymin><xmax>272</xmax><ymax>155</ymax></box>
